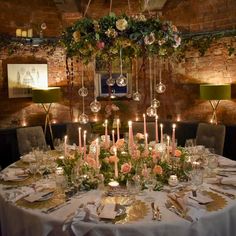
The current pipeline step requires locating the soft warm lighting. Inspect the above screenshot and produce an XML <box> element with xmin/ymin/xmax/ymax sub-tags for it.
<box><xmin>172</xmin><ymin>124</ymin><xmax>176</xmax><ymax>129</ymax></box>
<box><xmin>22</xmin><ymin>121</ymin><xmax>27</xmax><ymax>127</ymax></box>
<box><xmin>135</xmin><ymin>115</ymin><xmax>139</xmax><ymax>121</ymax></box>
<box><xmin>52</xmin><ymin>119</ymin><xmax>57</xmax><ymax>124</ymax></box>
<box><xmin>58</xmin><ymin>156</ymin><xmax>65</xmax><ymax>160</ymax></box>
<box><xmin>74</xmin><ymin>118</ymin><xmax>78</xmax><ymax>122</ymax></box>
<box><xmin>177</xmin><ymin>114</ymin><xmax>181</xmax><ymax>122</ymax></box>
<box><xmin>128</xmin><ymin>120</ymin><xmax>132</xmax><ymax>127</ymax></box>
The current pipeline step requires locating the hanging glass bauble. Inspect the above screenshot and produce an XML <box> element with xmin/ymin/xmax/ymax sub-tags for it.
<box><xmin>116</xmin><ymin>74</ymin><xmax>127</xmax><ymax>87</ymax></box>
<box><xmin>132</xmin><ymin>91</ymin><xmax>141</xmax><ymax>101</ymax></box>
<box><xmin>146</xmin><ymin>105</ymin><xmax>156</xmax><ymax>117</ymax></box>
<box><xmin>90</xmin><ymin>99</ymin><xmax>101</xmax><ymax>113</ymax></box>
<box><xmin>78</xmin><ymin>113</ymin><xmax>89</xmax><ymax>124</ymax></box>
<box><xmin>152</xmin><ymin>98</ymin><xmax>160</xmax><ymax>108</ymax></box>
<box><xmin>78</xmin><ymin>87</ymin><xmax>88</xmax><ymax>97</ymax></box>
<box><xmin>106</xmin><ymin>76</ymin><xmax>116</xmax><ymax>86</ymax></box>
<box><xmin>156</xmin><ymin>82</ymin><xmax>166</xmax><ymax>94</ymax></box>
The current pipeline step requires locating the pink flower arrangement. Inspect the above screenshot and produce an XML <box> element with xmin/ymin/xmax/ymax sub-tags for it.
<box><xmin>174</xmin><ymin>149</ymin><xmax>182</xmax><ymax>157</ymax></box>
<box><xmin>121</xmin><ymin>162</ymin><xmax>132</xmax><ymax>174</ymax></box>
<box><xmin>108</xmin><ymin>155</ymin><xmax>119</xmax><ymax>163</ymax></box>
<box><xmin>85</xmin><ymin>155</ymin><xmax>97</xmax><ymax>168</ymax></box>
<box><xmin>115</xmin><ymin>139</ymin><xmax>125</xmax><ymax>149</ymax></box>
<box><xmin>96</xmin><ymin>41</ymin><xmax>105</xmax><ymax>49</ymax></box>
<box><xmin>136</xmin><ymin>133</ymin><xmax>144</xmax><ymax>140</ymax></box>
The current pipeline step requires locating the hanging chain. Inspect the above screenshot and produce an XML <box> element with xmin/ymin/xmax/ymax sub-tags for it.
<box><xmin>127</xmin><ymin>0</ymin><xmax>131</xmax><ymax>15</ymax></box>
<box><xmin>84</xmin><ymin>0</ymin><xmax>92</xmax><ymax>17</ymax></box>
<box><xmin>109</xmin><ymin>0</ymin><xmax>113</xmax><ymax>14</ymax></box>
<box><xmin>149</xmin><ymin>57</ymin><xmax>152</xmax><ymax>102</ymax></box>
<box><xmin>135</xmin><ymin>56</ymin><xmax>139</xmax><ymax>91</ymax></box>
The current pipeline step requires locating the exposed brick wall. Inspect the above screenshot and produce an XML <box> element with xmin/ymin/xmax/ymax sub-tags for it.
<box><xmin>0</xmin><ymin>0</ymin><xmax>236</xmax><ymax>129</ymax></box>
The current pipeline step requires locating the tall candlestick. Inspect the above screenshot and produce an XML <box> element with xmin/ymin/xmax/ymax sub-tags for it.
<box><xmin>95</xmin><ymin>138</ymin><xmax>100</xmax><ymax>169</ymax></box>
<box><xmin>160</xmin><ymin>123</ymin><xmax>163</xmax><ymax>143</ymax></box>
<box><xmin>83</xmin><ymin>130</ymin><xmax>87</xmax><ymax>159</ymax></box>
<box><xmin>104</xmin><ymin>119</ymin><xmax>108</xmax><ymax>148</ymax></box>
<box><xmin>143</xmin><ymin>114</ymin><xmax>147</xmax><ymax>138</ymax></box>
<box><xmin>167</xmin><ymin>135</ymin><xmax>170</xmax><ymax>155</ymax></box>
<box><xmin>128</xmin><ymin>121</ymin><xmax>134</xmax><ymax>153</ymax></box>
<box><xmin>116</xmin><ymin>119</ymin><xmax>120</xmax><ymax>140</ymax></box>
<box><xmin>145</xmin><ymin>133</ymin><xmax>148</xmax><ymax>150</ymax></box>
<box><xmin>112</xmin><ymin>130</ymin><xmax>115</xmax><ymax>145</ymax></box>
<box><xmin>78</xmin><ymin>127</ymin><xmax>82</xmax><ymax>150</ymax></box>
<box><xmin>64</xmin><ymin>135</ymin><xmax>67</xmax><ymax>156</ymax></box>
<box><xmin>155</xmin><ymin>115</ymin><xmax>159</xmax><ymax>143</ymax></box>
<box><xmin>114</xmin><ymin>147</ymin><xmax>118</xmax><ymax>178</ymax></box>
<box><xmin>172</xmin><ymin>124</ymin><xmax>176</xmax><ymax>156</ymax></box>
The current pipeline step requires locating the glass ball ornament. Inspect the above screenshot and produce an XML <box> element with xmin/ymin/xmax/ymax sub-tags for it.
<box><xmin>132</xmin><ymin>91</ymin><xmax>141</xmax><ymax>101</ymax></box>
<box><xmin>116</xmin><ymin>74</ymin><xmax>127</xmax><ymax>87</ymax></box>
<box><xmin>90</xmin><ymin>99</ymin><xmax>101</xmax><ymax>113</ymax></box>
<box><xmin>146</xmin><ymin>105</ymin><xmax>156</xmax><ymax>117</ymax></box>
<box><xmin>152</xmin><ymin>98</ymin><xmax>160</xmax><ymax>108</ymax></box>
<box><xmin>156</xmin><ymin>82</ymin><xmax>166</xmax><ymax>94</ymax></box>
<box><xmin>106</xmin><ymin>76</ymin><xmax>116</xmax><ymax>86</ymax></box>
<box><xmin>78</xmin><ymin>113</ymin><xmax>89</xmax><ymax>124</ymax></box>
<box><xmin>78</xmin><ymin>86</ymin><xmax>88</xmax><ymax>97</ymax></box>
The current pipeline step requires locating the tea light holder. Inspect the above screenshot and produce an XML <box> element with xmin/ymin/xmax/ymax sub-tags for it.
<box><xmin>168</xmin><ymin>175</ymin><xmax>179</xmax><ymax>187</ymax></box>
<box><xmin>108</xmin><ymin>180</ymin><xmax>119</xmax><ymax>188</ymax></box>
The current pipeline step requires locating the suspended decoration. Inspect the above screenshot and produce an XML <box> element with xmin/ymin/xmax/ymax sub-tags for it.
<box><xmin>152</xmin><ymin>56</ymin><xmax>160</xmax><ymax>108</ymax></box>
<box><xmin>132</xmin><ymin>57</ymin><xmax>141</xmax><ymax>101</ymax></box>
<box><xmin>146</xmin><ymin>57</ymin><xmax>157</xmax><ymax>117</ymax></box>
<box><xmin>156</xmin><ymin>58</ymin><xmax>166</xmax><ymax>94</ymax></box>
<box><xmin>90</xmin><ymin>59</ymin><xmax>101</xmax><ymax>113</ymax></box>
<box><xmin>116</xmin><ymin>47</ymin><xmax>128</xmax><ymax>87</ymax></box>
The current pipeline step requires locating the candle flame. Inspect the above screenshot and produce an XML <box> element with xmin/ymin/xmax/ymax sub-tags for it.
<box><xmin>172</xmin><ymin>124</ymin><xmax>176</xmax><ymax>129</ymax></box>
<box><xmin>160</xmin><ymin>123</ymin><xmax>163</xmax><ymax>128</ymax></box>
<box><xmin>128</xmin><ymin>120</ymin><xmax>132</xmax><ymax>126</ymax></box>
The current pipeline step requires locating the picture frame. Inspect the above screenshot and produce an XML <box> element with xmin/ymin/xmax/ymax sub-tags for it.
<box><xmin>95</xmin><ymin>72</ymin><xmax>132</xmax><ymax>98</ymax></box>
<box><xmin>7</xmin><ymin>64</ymin><xmax>48</xmax><ymax>98</ymax></box>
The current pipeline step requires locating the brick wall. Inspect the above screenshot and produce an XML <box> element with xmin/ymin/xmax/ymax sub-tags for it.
<box><xmin>0</xmin><ymin>0</ymin><xmax>236</xmax><ymax>129</ymax></box>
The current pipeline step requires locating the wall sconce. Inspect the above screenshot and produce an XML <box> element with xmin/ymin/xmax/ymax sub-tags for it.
<box><xmin>200</xmin><ymin>84</ymin><xmax>231</xmax><ymax>124</ymax></box>
<box><xmin>32</xmin><ymin>87</ymin><xmax>61</xmax><ymax>143</ymax></box>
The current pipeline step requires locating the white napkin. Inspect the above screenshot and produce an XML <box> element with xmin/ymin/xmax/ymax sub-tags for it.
<box><xmin>1</xmin><ymin>168</ymin><xmax>28</xmax><ymax>181</ymax></box>
<box><xmin>20</xmin><ymin>154</ymin><xmax>36</xmax><ymax>163</ymax></box>
<box><xmin>5</xmin><ymin>186</ymin><xmax>34</xmax><ymax>203</ymax></box>
<box><xmin>99</xmin><ymin>203</ymin><xmax>117</xmax><ymax>219</ymax></box>
<box><xmin>206</xmin><ymin>176</ymin><xmax>236</xmax><ymax>187</ymax></box>
<box><xmin>24</xmin><ymin>190</ymin><xmax>54</xmax><ymax>203</ymax></box>
<box><xmin>218</xmin><ymin>157</ymin><xmax>236</xmax><ymax>168</ymax></box>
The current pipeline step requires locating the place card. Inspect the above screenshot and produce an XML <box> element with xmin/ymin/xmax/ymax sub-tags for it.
<box><xmin>99</xmin><ymin>203</ymin><xmax>117</xmax><ymax>219</ymax></box>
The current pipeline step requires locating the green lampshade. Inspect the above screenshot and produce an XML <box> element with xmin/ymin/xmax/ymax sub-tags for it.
<box><xmin>200</xmin><ymin>84</ymin><xmax>231</xmax><ymax>100</ymax></box>
<box><xmin>32</xmin><ymin>87</ymin><xmax>61</xmax><ymax>103</ymax></box>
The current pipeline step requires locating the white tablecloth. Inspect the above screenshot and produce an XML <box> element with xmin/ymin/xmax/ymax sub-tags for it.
<box><xmin>1</xmin><ymin>157</ymin><xmax>236</xmax><ymax>236</ymax></box>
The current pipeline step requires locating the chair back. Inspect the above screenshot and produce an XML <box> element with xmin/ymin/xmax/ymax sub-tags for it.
<box><xmin>66</xmin><ymin>123</ymin><xmax>92</xmax><ymax>145</ymax></box>
<box><xmin>16</xmin><ymin>126</ymin><xmax>47</xmax><ymax>155</ymax></box>
<box><xmin>196</xmin><ymin>123</ymin><xmax>225</xmax><ymax>155</ymax></box>
<box><xmin>132</xmin><ymin>122</ymin><xmax>156</xmax><ymax>142</ymax></box>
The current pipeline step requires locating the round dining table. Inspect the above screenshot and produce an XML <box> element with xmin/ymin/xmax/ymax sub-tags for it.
<box><xmin>0</xmin><ymin>152</ymin><xmax>236</xmax><ymax>236</ymax></box>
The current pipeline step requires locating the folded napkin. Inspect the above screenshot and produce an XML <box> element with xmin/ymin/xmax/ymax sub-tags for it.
<box><xmin>20</xmin><ymin>154</ymin><xmax>36</xmax><ymax>163</ymax></box>
<box><xmin>206</xmin><ymin>176</ymin><xmax>236</xmax><ymax>187</ymax></box>
<box><xmin>1</xmin><ymin>168</ymin><xmax>29</xmax><ymax>181</ymax></box>
<box><xmin>188</xmin><ymin>192</ymin><xmax>213</xmax><ymax>204</ymax></box>
<box><xmin>24</xmin><ymin>190</ymin><xmax>54</xmax><ymax>203</ymax></box>
<box><xmin>98</xmin><ymin>203</ymin><xmax>117</xmax><ymax>219</ymax></box>
<box><xmin>218</xmin><ymin>158</ymin><xmax>236</xmax><ymax>168</ymax></box>
<box><xmin>5</xmin><ymin>186</ymin><xmax>34</xmax><ymax>203</ymax></box>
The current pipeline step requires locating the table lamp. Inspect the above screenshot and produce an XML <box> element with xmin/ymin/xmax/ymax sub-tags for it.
<box><xmin>200</xmin><ymin>84</ymin><xmax>231</xmax><ymax>124</ymax></box>
<box><xmin>32</xmin><ymin>87</ymin><xmax>61</xmax><ymax>143</ymax></box>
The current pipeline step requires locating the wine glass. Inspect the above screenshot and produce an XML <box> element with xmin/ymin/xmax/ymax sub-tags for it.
<box><xmin>144</xmin><ymin>173</ymin><xmax>156</xmax><ymax>202</ymax></box>
<box><xmin>208</xmin><ymin>154</ymin><xmax>218</xmax><ymax>177</ymax></box>
<box><xmin>191</xmin><ymin>168</ymin><xmax>204</xmax><ymax>194</ymax></box>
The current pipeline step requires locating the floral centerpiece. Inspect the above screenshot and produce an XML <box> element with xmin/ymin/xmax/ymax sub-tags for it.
<box><xmin>61</xmin><ymin>13</ymin><xmax>181</xmax><ymax>63</ymax></box>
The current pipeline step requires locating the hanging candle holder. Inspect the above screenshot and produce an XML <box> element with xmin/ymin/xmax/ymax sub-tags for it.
<box><xmin>78</xmin><ymin>63</ymin><xmax>88</xmax><ymax>97</ymax></box>
<box><xmin>156</xmin><ymin>58</ymin><xmax>166</xmax><ymax>94</ymax></box>
<box><xmin>79</xmin><ymin>96</ymin><xmax>89</xmax><ymax>124</ymax></box>
<box><xmin>90</xmin><ymin>59</ymin><xmax>101</xmax><ymax>113</ymax></box>
<box><xmin>116</xmin><ymin>47</ymin><xmax>127</xmax><ymax>87</ymax></box>
<box><xmin>152</xmin><ymin>56</ymin><xmax>160</xmax><ymax>108</ymax></box>
<box><xmin>132</xmin><ymin>57</ymin><xmax>141</xmax><ymax>101</ymax></box>
<box><xmin>146</xmin><ymin>56</ymin><xmax>156</xmax><ymax>117</ymax></box>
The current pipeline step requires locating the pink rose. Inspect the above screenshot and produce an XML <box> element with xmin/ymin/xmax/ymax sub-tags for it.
<box><xmin>115</xmin><ymin>139</ymin><xmax>125</xmax><ymax>149</ymax></box>
<box><xmin>141</xmin><ymin>149</ymin><xmax>149</xmax><ymax>158</ymax></box>
<box><xmin>136</xmin><ymin>133</ymin><xmax>144</xmax><ymax>140</ymax></box>
<box><xmin>131</xmin><ymin>149</ymin><xmax>140</xmax><ymax>160</ymax></box>
<box><xmin>96</xmin><ymin>41</ymin><xmax>105</xmax><ymax>49</ymax></box>
<box><xmin>85</xmin><ymin>156</ymin><xmax>96</xmax><ymax>168</ymax></box>
<box><xmin>121</xmin><ymin>163</ymin><xmax>132</xmax><ymax>174</ymax></box>
<box><xmin>151</xmin><ymin>150</ymin><xmax>160</xmax><ymax>162</ymax></box>
<box><xmin>153</xmin><ymin>165</ymin><xmax>163</xmax><ymax>175</ymax></box>
<box><xmin>109</xmin><ymin>155</ymin><xmax>119</xmax><ymax>163</ymax></box>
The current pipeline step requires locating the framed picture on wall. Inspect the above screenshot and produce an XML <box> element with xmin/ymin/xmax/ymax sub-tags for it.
<box><xmin>95</xmin><ymin>72</ymin><xmax>132</xmax><ymax>98</ymax></box>
<box><xmin>7</xmin><ymin>64</ymin><xmax>48</xmax><ymax>98</ymax></box>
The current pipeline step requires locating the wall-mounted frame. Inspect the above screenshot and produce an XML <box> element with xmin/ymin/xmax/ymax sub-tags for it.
<box><xmin>95</xmin><ymin>73</ymin><xmax>132</xmax><ymax>98</ymax></box>
<box><xmin>7</xmin><ymin>64</ymin><xmax>48</xmax><ymax>98</ymax></box>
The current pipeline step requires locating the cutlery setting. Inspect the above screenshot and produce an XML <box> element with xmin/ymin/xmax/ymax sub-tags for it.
<box><xmin>209</xmin><ymin>187</ymin><xmax>235</xmax><ymax>200</ymax></box>
<box><xmin>151</xmin><ymin>202</ymin><xmax>162</xmax><ymax>221</ymax></box>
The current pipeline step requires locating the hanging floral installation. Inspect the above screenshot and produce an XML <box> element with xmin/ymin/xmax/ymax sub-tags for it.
<box><xmin>61</xmin><ymin>13</ymin><xmax>181</xmax><ymax>63</ymax></box>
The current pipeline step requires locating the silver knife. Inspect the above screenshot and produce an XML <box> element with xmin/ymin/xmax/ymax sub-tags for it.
<box><xmin>209</xmin><ymin>187</ymin><xmax>235</xmax><ymax>200</ymax></box>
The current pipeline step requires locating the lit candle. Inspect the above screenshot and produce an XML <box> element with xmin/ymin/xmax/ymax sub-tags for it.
<box><xmin>160</xmin><ymin>123</ymin><xmax>163</xmax><ymax>143</ymax></box>
<box><xmin>143</xmin><ymin>113</ymin><xmax>147</xmax><ymax>139</ymax></box>
<box><xmin>145</xmin><ymin>133</ymin><xmax>148</xmax><ymax>150</ymax></box>
<box><xmin>128</xmin><ymin>121</ymin><xmax>133</xmax><ymax>153</ymax></box>
<box><xmin>78</xmin><ymin>127</ymin><xmax>82</xmax><ymax>151</ymax></box>
<box><xmin>104</xmin><ymin>119</ymin><xmax>108</xmax><ymax>148</ymax></box>
<box><xmin>172</xmin><ymin>124</ymin><xmax>176</xmax><ymax>156</ymax></box>
<box><xmin>95</xmin><ymin>138</ymin><xmax>100</xmax><ymax>169</ymax></box>
<box><xmin>167</xmin><ymin>135</ymin><xmax>170</xmax><ymax>155</ymax></box>
<box><xmin>114</xmin><ymin>147</ymin><xmax>118</xmax><ymax>178</ymax></box>
<box><xmin>116</xmin><ymin>118</ymin><xmax>120</xmax><ymax>140</ymax></box>
<box><xmin>112</xmin><ymin>130</ymin><xmax>115</xmax><ymax>145</ymax></box>
<box><xmin>155</xmin><ymin>115</ymin><xmax>159</xmax><ymax>143</ymax></box>
<box><xmin>83</xmin><ymin>130</ymin><xmax>87</xmax><ymax>159</ymax></box>
<box><xmin>64</xmin><ymin>135</ymin><xmax>67</xmax><ymax>156</ymax></box>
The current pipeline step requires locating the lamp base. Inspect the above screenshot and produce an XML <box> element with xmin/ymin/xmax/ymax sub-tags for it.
<box><xmin>209</xmin><ymin>100</ymin><xmax>220</xmax><ymax>125</ymax></box>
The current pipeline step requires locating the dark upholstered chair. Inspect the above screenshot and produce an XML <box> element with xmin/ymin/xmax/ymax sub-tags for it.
<box><xmin>16</xmin><ymin>126</ymin><xmax>47</xmax><ymax>155</ymax></box>
<box><xmin>132</xmin><ymin>122</ymin><xmax>156</xmax><ymax>142</ymax></box>
<box><xmin>66</xmin><ymin>122</ymin><xmax>93</xmax><ymax>145</ymax></box>
<box><xmin>196</xmin><ymin>123</ymin><xmax>226</xmax><ymax>155</ymax></box>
